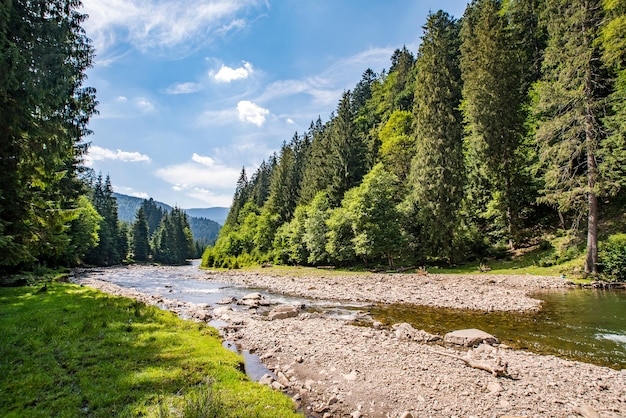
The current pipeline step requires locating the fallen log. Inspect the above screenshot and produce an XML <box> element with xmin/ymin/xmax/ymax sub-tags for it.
<box><xmin>429</xmin><ymin>349</ymin><xmax>511</xmax><ymax>378</ymax></box>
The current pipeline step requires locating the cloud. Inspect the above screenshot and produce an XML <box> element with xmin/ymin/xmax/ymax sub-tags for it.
<box><xmin>135</xmin><ymin>98</ymin><xmax>155</xmax><ymax>112</ymax></box>
<box><xmin>165</xmin><ymin>82</ymin><xmax>202</xmax><ymax>94</ymax></box>
<box><xmin>237</xmin><ymin>100</ymin><xmax>269</xmax><ymax>126</ymax></box>
<box><xmin>113</xmin><ymin>185</ymin><xmax>150</xmax><ymax>199</ymax></box>
<box><xmin>212</xmin><ymin>61</ymin><xmax>254</xmax><ymax>83</ymax></box>
<box><xmin>154</xmin><ymin>154</ymin><xmax>239</xmax><ymax>206</ymax></box>
<box><xmin>86</xmin><ymin>145</ymin><xmax>151</xmax><ymax>165</ymax></box>
<box><xmin>81</xmin><ymin>0</ymin><xmax>262</xmax><ymax>57</ymax></box>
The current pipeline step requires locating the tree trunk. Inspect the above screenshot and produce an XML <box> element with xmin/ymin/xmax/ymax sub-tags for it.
<box><xmin>585</xmin><ymin>154</ymin><xmax>598</xmax><ymax>274</ymax></box>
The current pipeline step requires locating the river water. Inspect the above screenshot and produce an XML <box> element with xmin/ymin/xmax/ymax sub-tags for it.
<box><xmin>84</xmin><ymin>262</ymin><xmax>626</xmax><ymax>370</ymax></box>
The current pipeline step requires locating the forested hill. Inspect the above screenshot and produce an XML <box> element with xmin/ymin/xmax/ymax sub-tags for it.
<box><xmin>113</xmin><ymin>193</ymin><xmax>223</xmax><ymax>245</ymax></box>
<box><xmin>203</xmin><ymin>1</ymin><xmax>626</xmax><ymax>275</ymax></box>
<box><xmin>113</xmin><ymin>193</ymin><xmax>172</xmax><ymax>223</ymax></box>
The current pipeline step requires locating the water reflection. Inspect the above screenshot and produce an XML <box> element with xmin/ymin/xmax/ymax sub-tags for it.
<box><xmin>369</xmin><ymin>288</ymin><xmax>626</xmax><ymax>369</ymax></box>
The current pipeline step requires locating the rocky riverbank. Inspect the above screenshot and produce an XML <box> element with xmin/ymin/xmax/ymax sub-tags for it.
<box><xmin>71</xmin><ymin>266</ymin><xmax>626</xmax><ymax>418</ymax></box>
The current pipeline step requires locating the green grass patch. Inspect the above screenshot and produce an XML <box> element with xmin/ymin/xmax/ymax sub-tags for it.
<box><xmin>0</xmin><ymin>283</ymin><xmax>301</xmax><ymax>418</ymax></box>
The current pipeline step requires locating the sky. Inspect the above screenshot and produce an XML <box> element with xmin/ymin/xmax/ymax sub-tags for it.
<box><xmin>80</xmin><ymin>0</ymin><xmax>469</xmax><ymax>209</ymax></box>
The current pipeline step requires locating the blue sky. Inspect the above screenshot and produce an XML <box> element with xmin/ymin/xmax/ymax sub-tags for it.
<box><xmin>80</xmin><ymin>0</ymin><xmax>469</xmax><ymax>209</ymax></box>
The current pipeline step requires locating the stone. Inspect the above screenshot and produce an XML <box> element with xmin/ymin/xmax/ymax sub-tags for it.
<box><xmin>213</xmin><ymin>306</ymin><xmax>232</xmax><ymax>317</ymax></box>
<box><xmin>216</xmin><ymin>296</ymin><xmax>236</xmax><ymax>305</ymax></box>
<box><xmin>394</xmin><ymin>322</ymin><xmax>416</xmax><ymax>340</ymax></box>
<box><xmin>242</xmin><ymin>292</ymin><xmax>263</xmax><ymax>300</ymax></box>
<box><xmin>487</xmin><ymin>381</ymin><xmax>502</xmax><ymax>394</ymax></box>
<box><xmin>443</xmin><ymin>328</ymin><xmax>499</xmax><ymax>347</ymax></box>
<box><xmin>258</xmin><ymin>374</ymin><xmax>274</xmax><ymax>386</ymax></box>
<box><xmin>400</xmin><ymin>412</ymin><xmax>415</xmax><ymax>418</ymax></box>
<box><xmin>268</xmin><ymin>305</ymin><xmax>299</xmax><ymax>320</ymax></box>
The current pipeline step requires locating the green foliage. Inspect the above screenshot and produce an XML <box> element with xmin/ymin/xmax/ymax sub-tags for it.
<box><xmin>132</xmin><ymin>206</ymin><xmax>150</xmax><ymax>262</ymax></box>
<box><xmin>343</xmin><ymin>164</ymin><xmax>405</xmax><ymax>267</ymax></box>
<box><xmin>460</xmin><ymin>0</ymin><xmax>535</xmax><ymax>248</ymax></box>
<box><xmin>378</xmin><ymin>110</ymin><xmax>415</xmax><ymax>181</ymax></box>
<box><xmin>0</xmin><ymin>0</ymin><xmax>96</xmax><ymax>271</ymax></box>
<box><xmin>204</xmin><ymin>2</ymin><xmax>626</xmax><ymax>273</ymax></box>
<box><xmin>408</xmin><ymin>10</ymin><xmax>465</xmax><ymax>261</ymax></box>
<box><xmin>599</xmin><ymin>234</ymin><xmax>626</xmax><ymax>281</ymax></box>
<box><xmin>151</xmin><ymin>207</ymin><xmax>194</xmax><ymax>265</ymax></box>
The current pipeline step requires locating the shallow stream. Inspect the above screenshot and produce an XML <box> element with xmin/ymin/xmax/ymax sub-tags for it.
<box><xmin>83</xmin><ymin>262</ymin><xmax>626</xmax><ymax>370</ymax></box>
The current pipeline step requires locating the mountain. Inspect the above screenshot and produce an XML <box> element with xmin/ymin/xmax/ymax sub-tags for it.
<box><xmin>112</xmin><ymin>193</ymin><xmax>228</xmax><ymax>244</ymax></box>
<box><xmin>183</xmin><ymin>208</ymin><xmax>229</xmax><ymax>226</ymax></box>
<box><xmin>113</xmin><ymin>193</ymin><xmax>171</xmax><ymax>224</ymax></box>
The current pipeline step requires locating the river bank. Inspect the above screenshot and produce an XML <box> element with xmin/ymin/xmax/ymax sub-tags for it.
<box><xmin>71</xmin><ymin>266</ymin><xmax>626</xmax><ymax>417</ymax></box>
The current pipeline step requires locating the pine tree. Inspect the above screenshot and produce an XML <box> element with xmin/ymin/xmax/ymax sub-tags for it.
<box><xmin>407</xmin><ymin>10</ymin><xmax>464</xmax><ymax>261</ymax></box>
<box><xmin>85</xmin><ymin>175</ymin><xmax>122</xmax><ymax>265</ymax></box>
<box><xmin>327</xmin><ymin>91</ymin><xmax>368</xmax><ymax>205</ymax></box>
<box><xmin>132</xmin><ymin>206</ymin><xmax>150</xmax><ymax>261</ymax></box>
<box><xmin>0</xmin><ymin>0</ymin><xmax>97</xmax><ymax>270</ymax></box>
<box><xmin>533</xmin><ymin>0</ymin><xmax>609</xmax><ymax>273</ymax></box>
<box><xmin>460</xmin><ymin>0</ymin><xmax>531</xmax><ymax>248</ymax></box>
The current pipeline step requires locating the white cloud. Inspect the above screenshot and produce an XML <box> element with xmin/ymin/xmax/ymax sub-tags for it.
<box><xmin>86</xmin><ymin>145</ymin><xmax>151</xmax><ymax>166</ymax></box>
<box><xmin>192</xmin><ymin>153</ymin><xmax>215</xmax><ymax>167</ymax></box>
<box><xmin>165</xmin><ymin>82</ymin><xmax>202</xmax><ymax>94</ymax></box>
<box><xmin>154</xmin><ymin>154</ymin><xmax>238</xmax><ymax>207</ymax></box>
<box><xmin>286</xmin><ymin>118</ymin><xmax>295</xmax><ymax>125</ymax></box>
<box><xmin>135</xmin><ymin>98</ymin><xmax>155</xmax><ymax>113</ymax></box>
<box><xmin>81</xmin><ymin>0</ymin><xmax>261</xmax><ymax>56</ymax></box>
<box><xmin>113</xmin><ymin>185</ymin><xmax>150</xmax><ymax>199</ymax></box>
<box><xmin>237</xmin><ymin>100</ymin><xmax>269</xmax><ymax>127</ymax></box>
<box><xmin>196</xmin><ymin>108</ymin><xmax>238</xmax><ymax>127</ymax></box>
<box><xmin>212</xmin><ymin>61</ymin><xmax>254</xmax><ymax>83</ymax></box>
<box><xmin>116</xmin><ymin>96</ymin><xmax>128</xmax><ymax>102</ymax></box>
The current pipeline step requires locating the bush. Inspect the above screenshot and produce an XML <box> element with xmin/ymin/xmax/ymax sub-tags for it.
<box><xmin>599</xmin><ymin>233</ymin><xmax>626</xmax><ymax>282</ymax></box>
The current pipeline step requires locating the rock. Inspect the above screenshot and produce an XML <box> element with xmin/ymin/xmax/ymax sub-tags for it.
<box><xmin>213</xmin><ymin>306</ymin><xmax>232</xmax><ymax>317</ymax></box>
<box><xmin>487</xmin><ymin>381</ymin><xmax>502</xmax><ymax>394</ymax></box>
<box><xmin>258</xmin><ymin>373</ymin><xmax>274</xmax><ymax>386</ymax></box>
<box><xmin>350</xmin><ymin>411</ymin><xmax>362</xmax><ymax>418</ymax></box>
<box><xmin>242</xmin><ymin>292</ymin><xmax>263</xmax><ymax>300</ymax></box>
<box><xmin>268</xmin><ymin>305</ymin><xmax>299</xmax><ymax>320</ymax></box>
<box><xmin>574</xmin><ymin>404</ymin><xmax>601</xmax><ymax>418</ymax></box>
<box><xmin>400</xmin><ymin>412</ymin><xmax>415</xmax><ymax>418</ymax></box>
<box><xmin>393</xmin><ymin>323</ymin><xmax>440</xmax><ymax>342</ymax></box>
<box><xmin>216</xmin><ymin>296</ymin><xmax>236</xmax><ymax>305</ymax></box>
<box><xmin>394</xmin><ymin>322</ymin><xmax>416</xmax><ymax>340</ymax></box>
<box><xmin>444</xmin><ymin>328</ymin><xmax>499</xmax><ymax>347</ymax></box>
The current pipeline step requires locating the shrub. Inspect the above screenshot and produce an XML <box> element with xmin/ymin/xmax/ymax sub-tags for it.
<box><xmin>599</xmin><ymin>234</ymin><xmax>626</xmax><ymax>282</ymax></box>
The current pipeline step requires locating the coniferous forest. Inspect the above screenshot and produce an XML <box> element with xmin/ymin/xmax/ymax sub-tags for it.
<box><xmin>203</xmin><ymin>0</ymin><xmax>626</xmax><ymax>277</ymax></box>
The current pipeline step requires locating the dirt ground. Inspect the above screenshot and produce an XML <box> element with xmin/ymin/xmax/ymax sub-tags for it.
<box><xmin>71</xmin><ymin>266</ymin><xmax>626</xmax><ymax>418</ymax></box>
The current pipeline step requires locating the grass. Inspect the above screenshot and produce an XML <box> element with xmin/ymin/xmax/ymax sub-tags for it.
<box><xmin>0</xmin><ymin>282</ymin><xmax>301</xmax><ymax>418</ymax></box>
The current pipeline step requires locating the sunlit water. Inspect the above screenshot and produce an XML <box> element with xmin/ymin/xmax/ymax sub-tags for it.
<box><xmin>370</xmin><ymin>288</ymin><xmax>626</xmax><ymax>369</ymax></box>
<box><xmin>85</xmin><ymin>262</ymin><xmax>626</xmax><ymax>370</ymax></box>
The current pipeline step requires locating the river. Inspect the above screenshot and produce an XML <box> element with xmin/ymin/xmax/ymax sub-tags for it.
<box><xmin>81</xmin><ymin>261</ymin><xmax>626</xmax><ymax>370</ymax></box>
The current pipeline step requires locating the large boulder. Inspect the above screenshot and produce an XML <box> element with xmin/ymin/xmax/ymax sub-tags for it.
<box><xmin>443</xmin><ymin>328</ymin><xmax>499</xmax><ymax>347</ymax></box>
<box><xmin>268</xmin><ymin>305</ymin><xmax>299</xmax><ymax>320</ymax></box>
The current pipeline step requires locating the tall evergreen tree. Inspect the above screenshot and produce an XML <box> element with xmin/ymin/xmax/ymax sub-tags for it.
<box><xmin>132</xmin><ymin>206</ymin><xmax>150</xmax><ymax>262</ymax></box>
<box><xmin>85</xmin><ymin>175</ymin><xmax>122</xmax><ymax>265</ymax></box>
<box><xmin>407</xmin><ymin>10</ymin><xmax>465</xmax><ymax>261</ymax></box>
<box><xmin>460</xmin><ymin>0</ymin><xmax>531</xmax><ymax>248</ymax></box>
<box><xmin>327</xmin><ymin>91</ymin><xmax>368</xmax><ymax>205</ymax></box>
<box><xmin>533</xmin><ymin>0</ymin><xmax>609</xmax><ymax>273</ymax></box>
<box><xmin>0</xmin><ymin>0</ymin><xmax>97</xmax><ymax>270</ymax></box>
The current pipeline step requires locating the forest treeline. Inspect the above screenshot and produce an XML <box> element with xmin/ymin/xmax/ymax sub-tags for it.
<box><xmin>0</xmin><ymin>0</ymin><xmax>196</xmax><ymax>274</ymax></box>
<box><xmin>203</xmin><ymin>0</ymin><xmax>626</xmax><ymax>275</ymax></box>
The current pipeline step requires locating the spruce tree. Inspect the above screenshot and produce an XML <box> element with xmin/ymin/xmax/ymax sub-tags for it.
<box><xmin>460</xmin><ymin>0</ymin><xmax>530</xmax><ymax>248</ymax></box>
<box><xmin>0</xmin><ymin>0</ymin><xmax>97</xmax><ymax>270</ymax></box>
<box><xmin>408</xmin><ymin>10</ymin><xmax>464</xmax><ymax>261</ymax></box>
<box><xmin>132</xmin><ymin>206</ymin><xmax>150</xmax><ymax>262</ymax></box>
<box><xmin>533</xmin><ymin>0</ymin><xmax>609</xmax><ymax>273</ymax></box>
